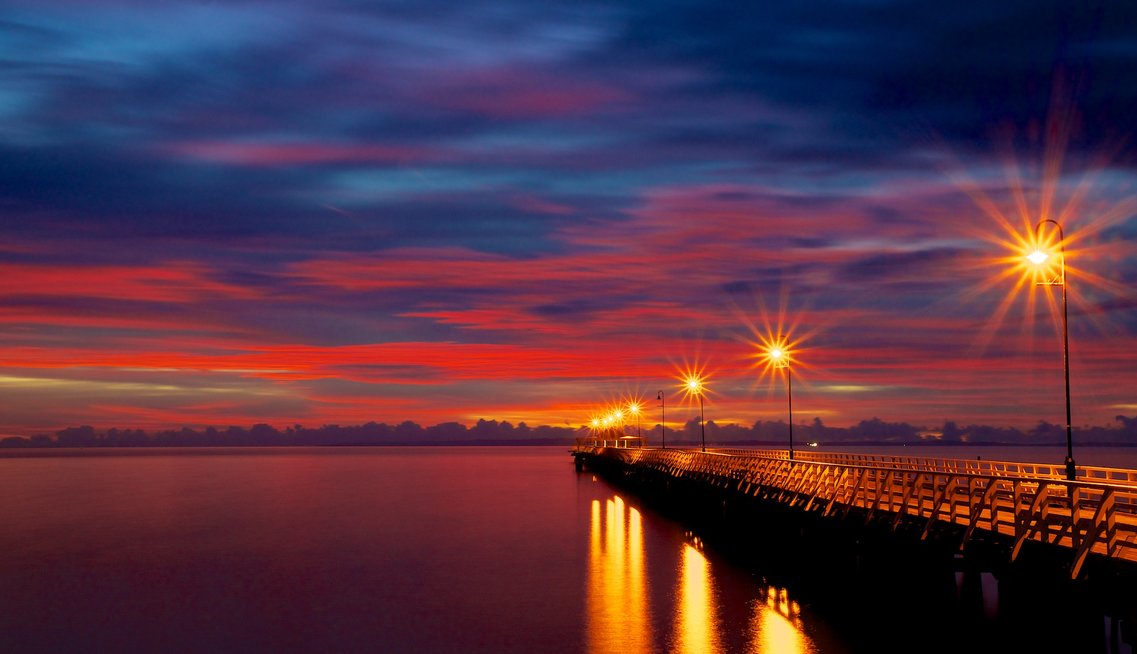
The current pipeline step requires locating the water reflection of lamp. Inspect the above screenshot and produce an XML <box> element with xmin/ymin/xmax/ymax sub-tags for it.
<box><xmin>676</xmin><ymin>543</ymin><xmax>719</xmax><ymax>653</ymax></box>
<box><xmin>752</xmin><ymin>585</ymin><xmax>811</xmax><ymax>654</ymax></box>
<box><xmin>586</xmin><ymin>496</ymin><xmax>651</xmax><ymax>654</ymax></box>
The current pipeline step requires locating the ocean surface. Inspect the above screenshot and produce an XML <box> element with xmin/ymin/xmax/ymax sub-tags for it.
<box><xmin>0</xmin><ymin>446</ymin><xmax>1131</xmax><ymax>653</ymax></box>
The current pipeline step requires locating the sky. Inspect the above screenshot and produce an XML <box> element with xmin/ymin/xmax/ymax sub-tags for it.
<box><xmin>2</xmin><ymin>0</ymin><xmax>1136</xmax><ymax>436</ymax></box>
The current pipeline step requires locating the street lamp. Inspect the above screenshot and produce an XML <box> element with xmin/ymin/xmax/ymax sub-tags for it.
<box><xmin>627</xmin><ymin>400</ymin><xmax>642</xmax><ymax>439</ymax></box>
<box><xmin>766</xmin><ymin>338</ymin><xmax>794</xmax><ymax>460</ymax></box>
<box><xmin>657</xmin><ymin>390</ymin><xmax>666</xmax><ymax>449</ymax></box>
<box><xmin>1027</xmin><ymin>219</ymin><xmax>1076</xmax><ymax>481</ymax></box>
<box><xmin>683</xmin><ymin>375</ymin><xmax>707</xmax><ymax>452</ymax></box>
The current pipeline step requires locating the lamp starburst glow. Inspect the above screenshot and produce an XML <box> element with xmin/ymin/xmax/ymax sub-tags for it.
<box><xmin>758</xmin><ymin>333</ymin><xmax>798</xmax><ymax>460</ymax></box>
<box><xmin>626</xmin><ymin>399</ymin><xmax>642</xmax><ymax>439</ymax></box>
<box><xmin>952</xmin><ymin>125</ymin><xmax>1137</xmax><ymax>478</ymax></box>
<box><xmin>678</xmin><ymin>370</ymin><xmax>709</xmax><ymax>452</ymax></box>
<box><xmin>1026</xmin><ymin>219</ymin><xmax>1075</xmax><ymax>480</ymax></box>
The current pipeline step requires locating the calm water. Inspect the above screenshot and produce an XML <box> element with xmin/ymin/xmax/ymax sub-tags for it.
<box><xmin>0</xmin><ymin>446</ymin><xmax>1129</xmax><ymax>653</ymax></box>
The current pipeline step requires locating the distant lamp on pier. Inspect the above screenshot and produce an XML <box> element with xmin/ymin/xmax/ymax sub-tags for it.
<box><xmin>1025</xmin><ymin>218</ymin><xmax>1076</xmax><ymax>481</ymax></box>
<box><xmin>681</xmin><ymin>374</ymin><xmax>708</xmax><ymax>453</ymax></box>
<box><xmin>657</xmin><ymin>390</ymin><xmax>666</xmax><ymax>449</ymax></box>
<box><xmin>627</xmin><ymin>400</ymin><xmax>642</xmax><ymax>439</ymax></box>
<box><xmin>763</xmin><ymin>335</ymin><xmax>796</xmax><ymax>461</ymax></box>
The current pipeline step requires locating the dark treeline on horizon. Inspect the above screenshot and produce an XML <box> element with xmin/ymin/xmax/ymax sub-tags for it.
<box><xmin>4</xmin><ymin>415</ymin><xmax>1137</xmax><ymax>449</ymax></box>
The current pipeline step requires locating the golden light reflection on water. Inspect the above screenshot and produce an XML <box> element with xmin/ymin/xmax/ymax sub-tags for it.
<box><xmin>750</xmin><ymin>585</ymin><xmax>816</xmax><ymax>654</ymax></box>
<box><xmin>676</xmin><ymin>541</ymin><xmax>721</xmax><ymax>654</ymax></box>
<box><xmin>586</xmin><ymin>495</ymin><xmax>819</xmax><ymax>654</ymax></box>
<box><xmin>586</xmin><ymin>496</ymin><xmax>651</xmax><ymax>654</ymax></box>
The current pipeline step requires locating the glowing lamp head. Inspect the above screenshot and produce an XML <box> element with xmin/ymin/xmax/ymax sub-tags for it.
<box><xmin>628</xmin><ymin>402</ymin><xmax>640</xmax><ymax>415</ymax></box>
<box><xmin>679</xmin><ymin>372</ymin><xmax>708</xmax><ymax>401</ymax></box>
<box><xmin>1027</xmin><ymin>249</ymin><xmax>1049</xmax><ymax>266</ymax></box>
<box><xmin>765</xmin><ymin>339</ymin><xmax>791</xmax><ymax>369</ymax></box>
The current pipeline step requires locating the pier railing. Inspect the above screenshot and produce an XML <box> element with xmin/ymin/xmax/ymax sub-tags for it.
<box><xmin>708</xmin><ymin>447</ymin><xmax>1137</xmax><ymax>486</ymax></box>
<box><xmin>574</xmin><ymin>445</ymin><xmax>1137</xmax><ymax>578</ymax></box>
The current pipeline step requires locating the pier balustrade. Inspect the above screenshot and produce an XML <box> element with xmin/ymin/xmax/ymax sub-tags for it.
<box><xmin>709</xmin><ymin>447</ymin><xmax>1137</xmax><ymax>485</ymax></box>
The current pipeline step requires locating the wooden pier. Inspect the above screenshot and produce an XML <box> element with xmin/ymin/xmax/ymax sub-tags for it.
<box><xmin>572</xmin><ymin>443</ymin><xmax>1137</xmax><ymax>580</ymax></box>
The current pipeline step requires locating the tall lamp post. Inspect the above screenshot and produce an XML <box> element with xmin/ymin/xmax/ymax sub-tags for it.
<box><xmin>628</xmin><ymin>401</ymin><xmax>642</xmax><ymax>440</ymax></box>
<box><xmin>767</xmin><ymin>340</ymin><xmax>794</xmax><ymax>460</ymax></box>
<box><xmin>684</xmin><ymin>376</ymin><xmax>707</xmax><ymax>453</ymax></box>
<box><xmin>1027</xmin><ymin>219</ymin><xmax>1075</xmax><ymax>481</ymax></box>
<box><xmin>657</xmin><ymin>390</ymin><xmax>666</xmax><ymax>449</ymax></box>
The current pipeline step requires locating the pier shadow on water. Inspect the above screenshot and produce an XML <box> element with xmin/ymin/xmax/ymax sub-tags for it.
<box><xmin>578</xmin><ymin>462</ymin><xmax>1137</xmax><ymax>654</ymax></box>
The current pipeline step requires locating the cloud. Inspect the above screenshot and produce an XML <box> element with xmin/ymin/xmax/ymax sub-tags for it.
<box><xmin>1</xmin><ymin>0</ymin><xmax>1136</xmax><ymax>434</ymax></box>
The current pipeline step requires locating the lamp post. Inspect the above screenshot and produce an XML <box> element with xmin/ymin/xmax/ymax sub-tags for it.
<box><xmin>612</xmin><ymin>409</ymin><xmax>624</xmax><ymax>447</ymax></box>
<box><xmin>628</xmin><ymin>401</ymin><xmax>642</xmax><ymax>440</ymax></box>
<box><xmin>685</xmin><ymin>376</ymin><xmax>707</xmax><ymax>452</ymax></box>
<box><xmin>657</xmin><ymin>390</ymin><xmax>666</xmax><ymax>449</ymax></box>
<box><xmin>767</xmin><ymin>340</ymin><xmax>794</xmax><ymax>460</ymax></box>
<box><xmin>1027</xmin><ymin>219</ymin><xmax>1075</xmax><ymax>481</ymax></box>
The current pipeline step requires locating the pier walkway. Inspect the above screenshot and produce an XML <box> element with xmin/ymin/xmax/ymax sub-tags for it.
<box><xmin>572</xmin><ymin>443</ymin><xmax>1137</xmax><ymax>579</ymax></box>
